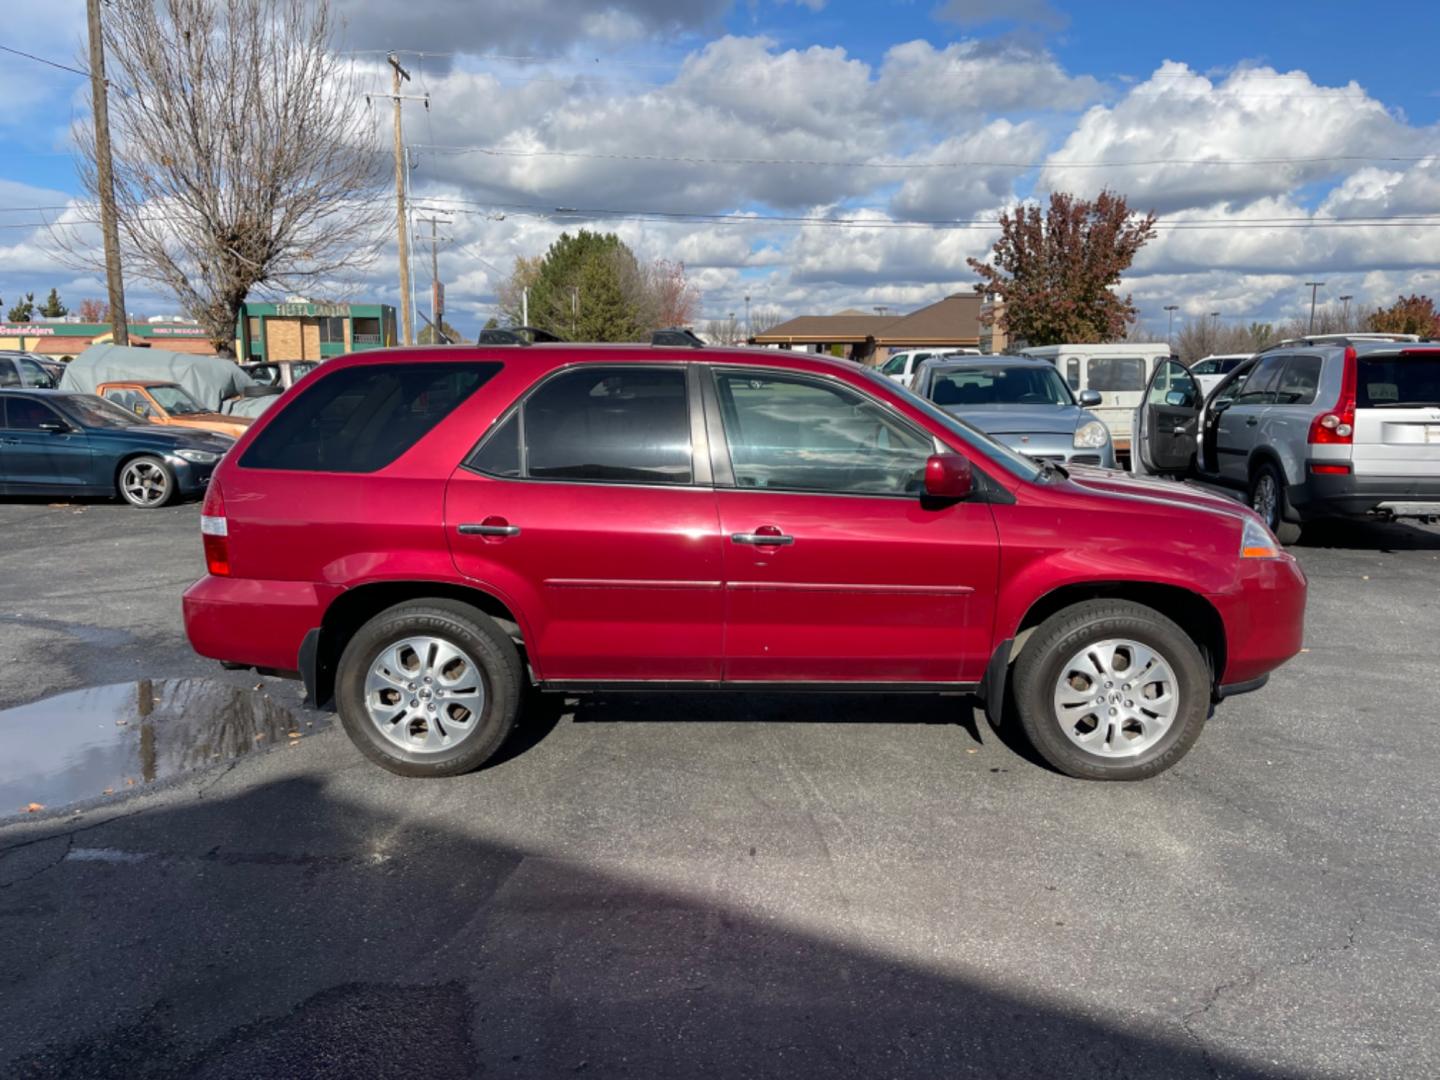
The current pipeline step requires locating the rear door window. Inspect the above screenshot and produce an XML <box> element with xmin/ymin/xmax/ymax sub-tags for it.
<box><xmin>0</xmin><ymin>358</ymin><xmax>19</xmax><ymax>388</ymax></box>
<box><xmin>1273</xmin><ymin>356</ymin><xmax>1322</xmax><ymax>406</ymax></box>
<box><xmin>1233</xmin><ymin>355</ymin><xmax>1286</xmax><ymax>406</ymax></box>
<box><xmin>3</xmin><ymin>396</ymin><xmax>63</xmax><ymax>430</ymax></box>
<box><xmin>1085</xmin><ymin>357</ymin><xmax>1146</xmax><ymax>391</ymax></box>
<box><xmin>240</xmin><ymin>362</ymin><xmax>499</xmax><ymax>473</ymax></box>
<box><xmin>499</xmin><ymin>366</ymin><xmax>693</xmax><ymax>485</ymax></box>
<box><xmin>1357</xmin><ymin>354</ymin><xmax>1440</xmax><ymax>407</ymax></box>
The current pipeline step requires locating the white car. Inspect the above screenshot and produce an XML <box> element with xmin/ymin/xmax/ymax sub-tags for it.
<box><xmin>877</xmin><ymin>348</ymin><xmax>979</xmax><ymax>385</ymax></box>
<box><xmin>1191</xmin><ymin>354</ymin><xmax>1252</xmax><ymax>400</ymax></box>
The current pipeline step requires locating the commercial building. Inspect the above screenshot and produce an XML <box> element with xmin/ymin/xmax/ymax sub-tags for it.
<box><xmin>0</xmin><ymin>320</ymin><xmax>213</xmax><ymax>358</ymax></box>
<box><xmin>236</xmin><ymin>301</ymin><xmax>398</xmax><ymax>364</ymax></box>
<box><xmin>752</xmin><ymin>292</ymin><xmax>984</xmax><ymax>364</ymax></box>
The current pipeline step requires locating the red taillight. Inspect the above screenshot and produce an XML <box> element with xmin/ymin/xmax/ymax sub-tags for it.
<box><xmin>1308</xmin><ymin>346</ymin><xmax>1357</xmax><ymax>445</ymax></box>
<box><xmin>200</xmin><ymin>480</ymin><xmax>229</xmax><ymax>576</ymax></box>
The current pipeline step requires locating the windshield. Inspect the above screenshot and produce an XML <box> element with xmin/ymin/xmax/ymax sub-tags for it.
<box><xmin>880</xmin><ymin>354</ymin><xmax>910</xmax><ymax>375</ymax></box>
<box><xmin>58</xmin><ymin>394</ymin><xmax>150</xmax><ymax>429</ymax></box>
<box><xmin>148</xmin><ymin>384</ymin><xmax>206</xmax><ymax>415</ymax></box>
<box><xmin>1358</xmin><ymin>355</ymin><xmax>1440</xmax><ymax>407</ymax></box>
<box><xmin>927</xmin><ymin>365</ymin><xmax>1074</xmax><ymax>408</ymax></box>
<box><xmin>856</xmin><ymin>368</ymin><xmax>1042</xmax><ymax>482</ymax></box>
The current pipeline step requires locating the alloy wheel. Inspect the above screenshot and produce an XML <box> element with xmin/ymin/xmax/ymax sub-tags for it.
<box><xmin>1051</xmin><ymin>638</ymin><xmax>1179</xmax><ymax>758</ymax></box>
<box><xmin>120</xmin><ymin>460</ymin><xmax>171</xmax><ymax>507</ymax></box>
<box><xmin>1252</xmin><ymin>473</ymin><xmax>1278</xmax><ymax>527</ymax></box>
<box><xmin>363</xmin><ymin>636</ymin><xmax>486</xmax><ymax>754</ymax></box>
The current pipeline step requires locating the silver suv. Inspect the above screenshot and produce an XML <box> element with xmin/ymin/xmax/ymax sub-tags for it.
<box><xmin>1133</xmin><ymin>336</ymin><xmax>1440</xmax><ymax>541</ymax></box>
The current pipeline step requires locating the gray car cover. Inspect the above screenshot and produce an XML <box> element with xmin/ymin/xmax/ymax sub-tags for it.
<box><xmin>60</xmin><ymin>344</ymin><xmax>276</xmax><ymax>412</ymax></box>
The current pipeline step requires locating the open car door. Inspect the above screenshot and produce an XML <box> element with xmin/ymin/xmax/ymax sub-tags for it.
<box><xmin>1134</xmin><ymin>359</ymin><xmax>1201</xmax><ymax>476</ymax></box>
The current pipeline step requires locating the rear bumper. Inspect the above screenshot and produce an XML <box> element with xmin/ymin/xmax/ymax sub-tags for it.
<box><xmin>1209</xmin><ymin>556</ymin><xmax>1308</xmax><ymax>688</ymax></box>
<box><xmin>1292</xmin><ymin>467</ymin><xmax>1440</xmax><ymax>517</ymax></box>
<box><xmin>183</xmin><ymin>574</ymin><xmax>333</xmax><ymax>672</ymax></box>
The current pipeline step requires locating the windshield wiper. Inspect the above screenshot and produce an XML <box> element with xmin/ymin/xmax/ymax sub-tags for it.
<box><xmin>1038</xmin><ymin>459</ymin><xmax>1069</xmax><ymax>481</ymax></box>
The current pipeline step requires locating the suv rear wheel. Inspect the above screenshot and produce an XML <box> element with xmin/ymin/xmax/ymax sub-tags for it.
<box><xmin>1013</xmin><ymin>600</ymin><xmax>1211</xmax><ymax>780</ymax></box>
<box><xmin>335</xmin><ymin>599</ymin><xmax>521</xmax><ymax>777</ymax></box>
<box><xmin>1249</xmin><ymin>462</ymin><xmax>1302</xmax><ymax>544</ymax></box>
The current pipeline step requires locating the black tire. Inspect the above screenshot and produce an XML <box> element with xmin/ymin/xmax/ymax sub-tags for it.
<box><xmin>335</xmin><ymin>599</ymin><xmax>521</xmax><ymax>777</ymax></box>
<box><xmin>1249</xmin><ymin>462</ymin><xmax>1302</xmax><ymax>544</ymax></box>
<box><xmin>1012</xmin><ymin>600</ymin><xmax>1211</xmax><ymax>781</ymax></box>
<box><xmin>117</xmin><ymin>455</ymin><xmax>176</xmax><ymax>508</ymax></box>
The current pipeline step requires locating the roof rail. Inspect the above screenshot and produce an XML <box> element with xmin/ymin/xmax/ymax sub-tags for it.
<box><xmin>477</xmin><ymin>325</ymin><xmax>565</xmax><ymax>346</ymax></box>
<box><xmin>1258</xmin><ymin>332</ymin><xmax>1421</xmax><ymax>353</ymax></box>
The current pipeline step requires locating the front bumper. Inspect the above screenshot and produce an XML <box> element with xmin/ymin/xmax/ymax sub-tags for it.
<box><xmin>1292</xmin><ymin>466</ymin><xmax>1440</xmax><ymax>517</ymax></box>
<box><xmin>993</xmin><ymin>433</ymin><xmax>1118</xmax><ymax>470</ymax></box>
<box><xmin>1210</xmin><ymin>555</ymin><xmax>1308</xmax><ymax>688</ymax></box>
<box><xmin>165</xmin><ymin>456</ymin><xmax>217</xmax><ymax>497</ymax></box>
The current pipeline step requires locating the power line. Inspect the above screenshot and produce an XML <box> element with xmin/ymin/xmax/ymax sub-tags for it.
<box><xmin>0</xmin><ymin>43</ymin><xmax>91</xmax><ymax>79</ymax></box>
<box><xmin>412</xmin><ymin>142</ymin><xmax>1440</xmax><ymax>172</ymax></box>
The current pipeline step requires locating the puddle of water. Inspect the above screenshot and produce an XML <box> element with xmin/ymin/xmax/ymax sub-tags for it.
<box><xmin>0</xmin><ymin>678</ymin><xmax>324</xmax><ymax>816</ymax></box>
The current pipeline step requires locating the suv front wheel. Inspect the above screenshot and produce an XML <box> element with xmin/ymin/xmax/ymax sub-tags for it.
<box><xmin>335</xmin><ymin>599</ymin><xmax>521</xmax><ymax>777</ymax></box>
<box><xmin>1012</xmin><ymin>600</ymin><xmax>1211</xmax><ymax>780</ymax></box>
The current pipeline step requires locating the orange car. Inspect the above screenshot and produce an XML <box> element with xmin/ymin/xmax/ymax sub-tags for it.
<box><xmin>97</xmin><ymin>381</ymin><xmax>252</xmax><ymax>440</ymax></box>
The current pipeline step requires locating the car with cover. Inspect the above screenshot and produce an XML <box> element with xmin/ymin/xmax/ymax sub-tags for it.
<box><xmin>184</xmin><ymin>344</ymin><xmax>1307</xmax><ymax>783</ymax></box>
<box><xmin>0</xmin><ymin>389</ymin><xmax>230</xmax><ymax>507</ymax></box>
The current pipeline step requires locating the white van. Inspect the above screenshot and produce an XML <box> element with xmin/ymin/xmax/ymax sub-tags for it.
<box><xmin>1020</xmin><ymin>343</ymin><xmax>1174</xmax><ymax>456</ymax></box>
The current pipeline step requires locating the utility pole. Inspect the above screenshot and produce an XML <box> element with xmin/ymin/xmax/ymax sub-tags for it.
<box><xmin>1339</xmin><ymin>294</ymin><xmax>1354</xmax><ymax>329</ymax></box>
<box><xmin>86</xmin><ymin>0</ymin><xmax>127</xmax><ymax>346</ymax></box>
<box><xmin>744</xmin><ymin>294</ymin><xmax>751</xmax><ymax>338</ymax></box>
<box><xmin>521</xmin><ymin>287</ymin><xmax>528</xmax><ymax>327</ymax></box>
<box><xmin>416</xmin><ymin>215</ymin><xmax>451</xmax><ymax>342</ymax></box>
<box><xmin>1164</xmin><ymin>305</ymin><xmax>1179</xmax><ymax>347</ymax></box>
<box><xmin>1305</xmin><ymin>282</ymin><xmax>1326</xmax><ymax>334</ymax></box>
<box><xmin>387</xmin><ymin>53</ymin><xmax>414</xmax><ymax>345</ymax></box>
<box><xmin>570</xmin><ymin>286</ymin><xmax>579</xmax><ymax>339</ymax></box>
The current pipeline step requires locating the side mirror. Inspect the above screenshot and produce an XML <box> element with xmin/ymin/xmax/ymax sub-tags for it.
<box><xmin>1212</xmin><ymin>399</ymin><xmax>1231</xmax><ymax>414</ymax></box>
<box><xmin>924</xmin><ymin>453</ymin><xmax>973</xmax><ymax>500</ymax></box>
<box><xmin>37</xmin><ymin>421</ymin><xmax>69</xmax><ymax>434</ymax></box>
<box><xmin>1164</xmin><ymin>390</ymin><xmax>1192</xmax><ymax>408</ymax></box>
<box><xmin>1077</xmin><ymin>389</ymin><xmax>1102</xmax><ymax>407</ymax></box>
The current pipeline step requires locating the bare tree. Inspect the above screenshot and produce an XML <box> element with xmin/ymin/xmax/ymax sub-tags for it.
<box><xmin>704</xmin><ymin>315</ymin><xmax>742</xmax><ymax>345</ymax></box>
<box><xmin>747</xmin><ymin>305</ymin><xmax>785</xmax><ymax>337</ymax></box>
<box><xmin>65</xmin><ymin>0</ymin><xmax>383</xmax><ymax>356</ymax></box>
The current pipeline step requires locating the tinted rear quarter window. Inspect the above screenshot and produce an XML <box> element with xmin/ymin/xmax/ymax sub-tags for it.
<box><xmin>1357</xmin><ymin>354</ymin><xmax>1440</xmax><ymax>407</ymax></box>
<box><xmin>240</xmin><ymin>361</ymin><xmax>499</xmax><ymax>473</ymax></box>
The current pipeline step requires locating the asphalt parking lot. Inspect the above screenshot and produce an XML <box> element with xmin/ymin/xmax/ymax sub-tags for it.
<box><xmin>1</xmin><ymin>497</ymin><xmax>1438</xmax><ymax>1079</ymax></box>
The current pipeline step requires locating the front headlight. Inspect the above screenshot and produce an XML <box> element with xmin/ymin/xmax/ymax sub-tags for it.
<box><xmin>1240</xmin><ymin>517</ymin><xmax>1282</xmax><ymax>559</ymax></box>
<box><xmin>1073</xmin><ymin>420</ymin><xmax>1109</xmax><ymax>448</ymax></box>
<box><xmin>173</xmin><ymin>448</ymin><xmax>220</xmax><ymax>464</ymax></box>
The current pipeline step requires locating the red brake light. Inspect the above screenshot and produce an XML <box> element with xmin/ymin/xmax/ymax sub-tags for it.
<box><xmin>1308</xmin><ymin>346</ymin><xmax>1357</xmax><ymax>445</ymax></box>
<box><xmin>200</xmin><ymin>480</ymin><xmax>230</xmax><ymax>576</ymax></box>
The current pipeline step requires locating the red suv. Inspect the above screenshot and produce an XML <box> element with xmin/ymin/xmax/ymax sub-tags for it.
<box><xmin>183</xmin><ymin>345</ymin><xmax>1306</xmax><ymax>781</ymax></box>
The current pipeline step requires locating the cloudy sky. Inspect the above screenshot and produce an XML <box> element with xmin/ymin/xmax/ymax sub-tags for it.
<box><xmin>3</xmin><ymin>0</ymin><xmax>1440</xmax><ymax>338</ymax></box>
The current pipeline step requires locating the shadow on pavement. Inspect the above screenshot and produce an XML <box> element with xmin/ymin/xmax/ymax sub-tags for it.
<box><xmin>1295</xmin><ymin>517</ymin><xmax>1440</xmax><ymax>552</ymax></box>
<box><xmin>1</xmin><ymin>775</ymin><xmax>1301</xmax><ymax>1079</ymax></box>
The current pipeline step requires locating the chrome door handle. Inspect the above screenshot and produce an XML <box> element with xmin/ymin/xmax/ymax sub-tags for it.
<box><xmin>1245</xmin><ymin>417</ymin><xmax>1258</xmax><ymax>426</ymax></box>
<box><xmin>458</xmin><ymin>523</ymin><xmax>520</xmax><ymax>537</ymax></box>
<box><xmin>731</xmin><ymin>532</ymin><xmax>793</xmax><ymax>546</ymax></box>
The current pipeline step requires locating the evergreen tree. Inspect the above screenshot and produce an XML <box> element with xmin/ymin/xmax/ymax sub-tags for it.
<box><xmin>525</xmin><ymin>230</ymin><xmax>646</xmax><ymax>342</ymax></box>
<box><xmin>6</xmin><ymin>292</ymin><xmax>36</xmax><ymax>323</ymax></box>
<box><xmin>39</xmin><ymin>288</ymin><xmax>68</xmax><ymax>318</ymax></box>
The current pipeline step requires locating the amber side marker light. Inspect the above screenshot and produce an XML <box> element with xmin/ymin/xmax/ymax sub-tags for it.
<box><xmin>1240</xmin><ymin>517</ymin><xmax>1282</xmax><ymax>559</ymax></box>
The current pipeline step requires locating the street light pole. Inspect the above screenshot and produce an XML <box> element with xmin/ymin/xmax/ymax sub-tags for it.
<box><xmin>1305</xmin><ymin>282</ymin><xmax>1326</xmax><ymax>334</ymax></box>
<box><xmin>1164</xmin><ymin>305</ymin><xmax>1179</xmax><ymax>347</ymax></box>
<box><xmin>1339</xmin><ymin>294</ymin><xmax>1354</xmax><ymax>329</ymax></box>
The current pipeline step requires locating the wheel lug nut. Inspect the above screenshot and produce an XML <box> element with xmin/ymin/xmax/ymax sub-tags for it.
<box><xmin>409</xmin><ymin>699</ymin><xmax>418</xmax><ymax>708</ymax></box>
<box><xmin>425</xmin><ymin>677</ymin><xmax>432</xmax><ymax>684</ymax></box>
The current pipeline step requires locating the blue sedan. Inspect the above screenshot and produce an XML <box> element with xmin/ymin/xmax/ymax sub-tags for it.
<box><xmin>0</xmin><ymin>389</ymin><xmax>232</xmax><ymax>508</ymax></box>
